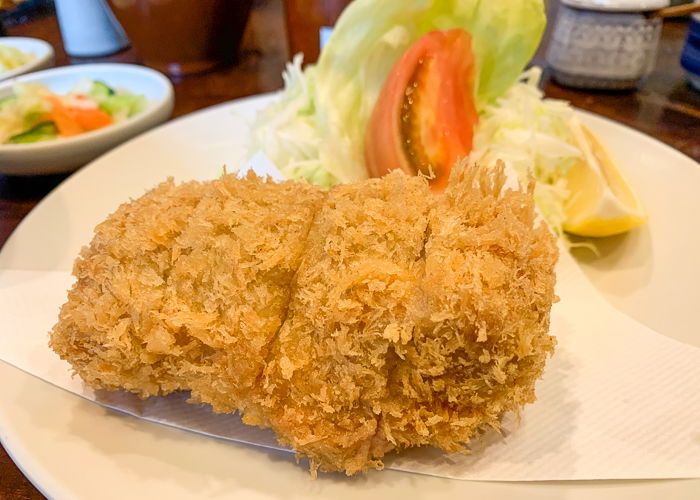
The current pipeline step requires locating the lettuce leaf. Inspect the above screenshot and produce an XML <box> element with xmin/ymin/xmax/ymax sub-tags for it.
<box><xmin>247</xmin><ymin>0</ymin><xmax>546</xmax><ymax>186</ymax></box>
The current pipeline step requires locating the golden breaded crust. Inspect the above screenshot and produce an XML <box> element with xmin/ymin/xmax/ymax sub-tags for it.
<box><xmin>50</xmin><ymin>163</ymin><xmax>558</xmax><ymax>476</ymax></box>
<box><xmin>380</xmin><ymin>163</ymin><xmax>558</xmax><ymax>455</ymax></box>
<box><xmin>252</xmin><ymin>170</ymin><xmax>431</xmax><ymax>474</ymax></box>
<box><xmin>243</xmin><ymin>164</ymin><xmax>557</xmax><ymax>475</ymax></box>
<box><xmin>50</xmin><ymin>173</ymin><xmax>325</xmax><ymax>405</ymax></box>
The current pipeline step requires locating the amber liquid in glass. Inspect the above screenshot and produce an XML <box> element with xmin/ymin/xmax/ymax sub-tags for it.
<box><xmin>107</xmin><ymin>0</ymin><xmax>253</xmax><ymax>76</ymax></box>
<box><xmin>282</xmin><ymin>0</ymin><xmax>353</xmax><ymax>64</ymax></box>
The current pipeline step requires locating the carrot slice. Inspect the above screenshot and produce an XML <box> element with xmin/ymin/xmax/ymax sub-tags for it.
<box><xmin>74</xmin><ymin>108</ymin><xmax>113</xmax><ymax>131</ymax></box>
<box><xmin>47</xmin><ymin>96</ymin><xmax>83</xmax><ymax>137</ymax></box>
<box><xmin>365</xmin><ymin>29</ymin><xmax>478</xmax><ymax>192</ymax></box>
<box><xmin>46</xmin><ymin>96</ymin><xmax>113</xmax><ymax>137</ymax></box>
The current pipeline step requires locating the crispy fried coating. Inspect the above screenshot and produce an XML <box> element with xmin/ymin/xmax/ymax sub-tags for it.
<box><xmin>251</xmin><ymin>171</ymin><xmax>431</xmax><ymax>474</ymax></box>
<box><xmin>50</xmin><ymin>163</ymin><xmax>557</xmax><ymax>476</ymax></box>
<box><xmin>244</xmin><ymin>165</ymin><xmax>557</xmax><ymax>474</ymax></box>
<box><xmin>379</xmin><ymin>163</ymin><xmax>558</xmax><ymax>456</ymax></box>
<box><xmin>50</xmin><ymin>173</ymin><xmax>325</xmax><ymax>404</ymax></box>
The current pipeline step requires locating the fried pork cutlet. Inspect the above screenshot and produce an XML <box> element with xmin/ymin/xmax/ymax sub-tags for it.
<box><xmin>243</xmin><ymin>165</ymin><xmax>557</xmax><ymax>475</ymax></box>
<box><xmin>50</xmin><ymin>163</ymin><xmax>558</xmax><ymax>476</ymax></box>
<box><xmin>50</xmin><ymin>173</ymin><xmax>325</xmax><ymax>405</ymax></box>
<box><xmin>249</xmin><ymin>171</ymin><xmax>432</xmax><ymax>474</ymax></box>
<box><xmin>379</xmin><ymin>164</ymin><xmax>558</xmax><ymax>457</ymax></box>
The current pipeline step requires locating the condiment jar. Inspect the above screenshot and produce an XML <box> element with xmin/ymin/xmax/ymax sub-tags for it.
<box><xmin>546</xmin><ymin>0</ymin><xmax>670</xmax><ymax>89</ymax></box>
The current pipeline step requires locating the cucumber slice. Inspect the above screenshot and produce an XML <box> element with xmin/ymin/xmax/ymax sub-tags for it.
<box><xmin>7</xmin><ymin>122</ymin><xmax>59</xmax><ymax>144</ymax></box>
<box><xmin>90</xmin><ymin>80</ymin><xmax>116</xmax><ymax>98</ymax></box>
<box><xmin>99</xmin><ymin>94</ymin><xmax>146</xmax><ymax>118</ymax></box>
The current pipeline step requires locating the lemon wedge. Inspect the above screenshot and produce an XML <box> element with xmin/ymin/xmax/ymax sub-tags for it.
<box><xmin>562</xmin><ymin>118</ymin><xmax>648</xmax><ymax>237</ymax></box>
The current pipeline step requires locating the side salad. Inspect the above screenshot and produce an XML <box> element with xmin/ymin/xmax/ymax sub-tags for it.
<box><xmin>0</xmin><ymin>79</ymin><xmax>145</xmax><ymax>144</ymax></box>
<box><xmin>247</xmin><ymin>0</ymin><xmax>647</xmax><ymax>239</ymax></box>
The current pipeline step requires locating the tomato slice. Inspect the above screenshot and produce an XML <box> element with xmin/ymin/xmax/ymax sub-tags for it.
<box><xmin>365</xmin><ymin>29</ymin><xmax>478</xmax><ymax>192</ymax></box>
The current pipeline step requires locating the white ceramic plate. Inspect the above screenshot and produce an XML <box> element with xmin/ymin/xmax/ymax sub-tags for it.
<box><xmin>0</xmin><ymin>94</ymin><xmax>698</xmax><ymax>499</ymax></box>
<box><xmin>0</xmin><ymin>63</ymin><xmax>174</xmax><ymax>175</ymax></box>
<box><xmin>0</xmin><ymin>37</ymin><xmax>54</xmax><ymax>81</ymax></box>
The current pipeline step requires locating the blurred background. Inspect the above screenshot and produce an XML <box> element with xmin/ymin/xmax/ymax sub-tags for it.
<box><xmin>1</xmin><ymin>0</ymin><xmax>697</xmax><ymax>156</ymax></box>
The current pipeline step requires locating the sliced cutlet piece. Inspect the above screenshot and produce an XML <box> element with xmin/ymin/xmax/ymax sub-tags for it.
<box><xmin>252</xmin><ymin>170</ymin><xmax>432</xmax><ymax>475</ymax></box>
<box><xmin>182</xmin><ymin>174</ymin><xmax>325</xmax><ymax>413</ymax></box>
<box><xmin>50</xmin><ymin>173</ymin><xmax>325</xmax><ymax>406</ymax></box>
<box><xmin>382</xmin><ymin>161</ymin><xmax>558</xmax><ymax>454</ymax></box>
<box><xmin>50</xmin><ymin>178</ymin><xmax>207</xmax><ymax>396</ymax></box>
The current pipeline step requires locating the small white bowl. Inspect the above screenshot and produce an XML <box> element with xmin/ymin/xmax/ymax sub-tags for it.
<box><xmin>0</xmin><ymin>63</ymin><xmax>174</xmax><ymax>175</ymax></box>
<box><xmin>0</xmin><ymin>37</ymin><xmax>55</xmax><ymax>81</ymax></box>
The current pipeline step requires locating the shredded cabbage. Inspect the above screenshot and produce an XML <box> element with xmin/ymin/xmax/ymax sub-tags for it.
<box><xmin>247</xmin><ymin>0</ymin><xmax>546</xmax><ymax>186</ymax></box>
<box><xmin>246</xmin><ymin>55</ymin><xmax>338</xmax><ymax>187</ymax></box>
<box><xmin>470</xmin><ymin>67</ymin><xmax>582</xmax><ymax>236</ymax></box>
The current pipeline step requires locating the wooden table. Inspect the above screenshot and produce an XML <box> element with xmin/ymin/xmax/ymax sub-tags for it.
<box><xmin>1</xmin><ymin>1</ymin><xmax>698</xmax><ymax>498</ymax></box>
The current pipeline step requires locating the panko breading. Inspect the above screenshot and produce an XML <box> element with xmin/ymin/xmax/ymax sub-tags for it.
<box><xmin>50</xmin><ymin>173</ymin><xmax>325</xmax><ymax>405</ymax></box>
<box><xmin>251</xmin><ymin>171</ymin><xmax>432</xmax><ymax>474</ymax></box>
<box><xmin>50</xmin><ymin>162</ymin><xmax>558</xmax><ymax>476</ymax></box>
<box><xmin>378</xmin><ymin>164</ymin><xmax>557</xmax><ymax>456</ymax></box>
